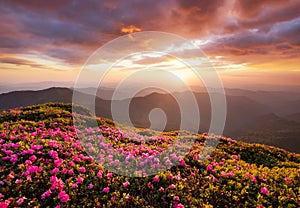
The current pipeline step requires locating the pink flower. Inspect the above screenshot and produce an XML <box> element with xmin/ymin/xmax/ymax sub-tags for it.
<box><xmin>228</xmin><ymin>172</ymin><xmax>235</xmax><ymax>177</ymax></box>
<box><xmin>79</xmin><ymin>167</ymin><xmax>86</xmax><ymax>173</ymax></box>
<box><xmin>147</xmin><ymin>182</ymin><xmax>153</xmax><ymax>189</ymax></box>
<box><xmin>10</xmin><ymin>154</ymin><xmax>18</xmax><ymax>163</ymax></box>
<box><xmin>51</xmin><ymin>179</ymin><xmax>64</xmax><ymax>191</ymax></box>
<box><xmin>260</xmin><ymin>187</ymin><xmax>269</xmax><ymax>195</ymax></box>
<box><xmin>24</xmin><ymin>159</ymin><xmax>32</xmax><ymax>165</ymax></box>
<box><xmin>0</xmin><ymin>193</ymin><xmax>3</xmax><ymax>198</ymax></box>
<box><xmin>15</xmin><ymin>179</ymin><xmax>22</xmax><ymax>184</ymax></box>
<box><xmin>49</xmin><ymin>150</ymin><xmax>58</xmax><ymax>159</ymax></box>
<box><xmin>0</xmin><ymin>200</ymin><xmax>10</xmax><ymax>208</ymax></box>
<box><xmin>153</xmin><ymin>176</ymin><xmax>160</xmax><ymax>183</ymax></box>
<box><xmin>27</xmin><ymin>165</ymin><xmax>42</xmax><ymax>173</ymax></box>
<box><xmin>221</xmin><ymin>172</ymin><xmax>227</xmax><ymax>178</ymax></box>
<box><xmin>51</xmin><ymin>168</ymin><xmax>59</xmax><ymax>174</ymax></box>
<box><xmin>16</xmin><ymin>197</ymin><xmax>26</xmax><ymax>205</ymax></box>
<box><xmin>97</xmin><ymin>170</ymin><xmax>103</xmax><ymax>178</ymax></box>
<box><xmin>159</xmin><ymin>187</ymin><xmax>165</xmax><ymax>192</ymax></box>
<box><xmin>165</xmin><ymin>158</ymin><xmax>173</xmax><ymax>166</ymax></box>
<box><xmin>26</xmin><ymin>175</ymin><xmax>32</xmax><ymax>181</ymax></box>
<box><xmin>175</xmin><ymin>174</ymin><xmax>181</xmax><ymax>181</ymax></box>
<box><xmin>77</xmin><ymin>177</ymin><xmax>84</xmax><ymax>184</ymax></box>
<box><xmin>106</xmin><ymin>172</ymin><xmax>113</xmax><ymax>179</ymax></box>
<box><xmin>206</xmin><ymin>164</ymin><xmax>213</xmax><ymax>171</ymax></box>
<box><xmin>88</xmin><ymin>183</ymin><xmax>94</xmax><ymax>189</ymax></box>
<box><xmin>41</xmin><ymin>193</ymin><xmax>46</xmax><ymax>200</ymax></box>
<box><xmin>2</xmin><ymin>156</ymin><xmax>10</xmax><ymax>161</ymax></box>
<box><xmin>50</xmin><ymin>176</ymin><xmax>57</xmax><ymax>183</ymax></box>
<box><xmin>173</xmin><ymin>196</ymin><xmax>180</xmax><ymax>201</ymax></box>
<box><xmin>102</xmin><ymin>187</ymin><xmax>110</xmax><ymax>193</ymax></box>
<box><xmin>54</xmin><ymin>159</ymin><xmax>63</xmax><ymax>167</ymax></box>
<box><xmin>123</xmin><ymin>181</ymin><xmax>130</xmax><ymax>188</ymax></box>
<box><xmin>61</xmin><ymin>168</ymin><xmax>67</xmax><ymax>174</ymax></box>
<box><xmin>175</xmin><ymin>203</ymin><xmax>185</xmax><ymax>208</ymax></box>
<box><xmin>232</xmin><ymin>155</ymin><xmax>239</xmax><ymax>160</ymax></box>
<box><xmin>8</xmin><ymin>171</ymin><xmax>14</xmax><ymax>179</ymax></box>
<box><xmin>68</xmin><ymin>169</ymin><xmax>74</xmax><ymax>175</ymax></box>
<box><xmin>179</xmin><ymin>159</ymin><xmax>186</xmax><ymax>166</ymax></box>
<box><xmin>41</xmin><ymin>190</ymin><xmax>52</xmax><ymax>200</ymax></box>
<box><xmin>45</xmin><ymin>190</ymin><xmax>52</xmax><ymax>196</ymax></box>
<box><xmin>58</xmin><ymin>191</ymin><xmax>69</xmax><ymax>203</ymax></box>
<box><xmin>169</xmin><ymin>184</ymin><xmax>175</xmax><ymax>189</ymax></box>
<box><xmin>235</xmin><ymin>165</ymin><xmax>242</xmax><ymax>170</ymax></box>
<box><xmin>29</xmin><ymin>155</ymin><xmax>37</xmax><ymax>162</ymax></box>
<box><xmin>284</xmin><ymin>177</ymin><xmax>292</xmax><ymax>183</ymax></box>
<box><xmin>245</xmin><ymin>173</ymin><xmax>251</xmax><ymax>178</ymax></box>
<box><xmin>251</xmin><ymin>177</ymin><xmax>257</xmax><ymax>184</ymax></box>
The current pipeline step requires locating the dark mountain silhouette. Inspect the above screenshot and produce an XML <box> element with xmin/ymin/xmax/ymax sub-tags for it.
<box><xmin>0</xmin><ymin>87</ymin><xmax>73</xmax><ymax>109</ymax></box>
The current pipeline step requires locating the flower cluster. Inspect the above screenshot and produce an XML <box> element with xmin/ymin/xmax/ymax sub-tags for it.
<box><xmin>0</xmin><ymin>103</ymin><xmax>299</xmax><ymax>207</ymax></box>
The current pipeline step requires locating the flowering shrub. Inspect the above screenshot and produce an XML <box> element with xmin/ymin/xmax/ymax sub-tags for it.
<box><xmin>0</xmin><ymin>103</ymin><xmax>299</xmax><ymax>207</ymax></box>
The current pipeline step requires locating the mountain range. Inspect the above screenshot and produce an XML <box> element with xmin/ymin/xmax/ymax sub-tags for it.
<box><xmin>0</xmin><ymin>87</ymin><xmax>299</xmax><ymax>153</ymax></box>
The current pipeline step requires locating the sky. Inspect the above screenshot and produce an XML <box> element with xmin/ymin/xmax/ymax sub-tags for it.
<box><xmin>0</xmin><ymin>0</ymin><xmax>299</xmax><ymax>90</ymax></box>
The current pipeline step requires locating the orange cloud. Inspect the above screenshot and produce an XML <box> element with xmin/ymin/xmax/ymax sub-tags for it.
<box><xmin>121</xmin><ymin>25</ymin><xmax>141</xmax><ymax>34</ymax></box>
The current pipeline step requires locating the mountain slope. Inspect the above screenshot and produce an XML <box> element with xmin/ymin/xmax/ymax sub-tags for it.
<box><xmin>0</xmin><ymin>103</ymin><xmax>299</xmax><ymax>207</ymax></box>
<box><xmin>229</xmin><ymin>113</ymin><xmax>300</xmax><ymax>153</ymax></box>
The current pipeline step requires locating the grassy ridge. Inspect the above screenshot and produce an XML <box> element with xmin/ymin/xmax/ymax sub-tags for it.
<box><xmin>0</xmin><ymin>103</ymin><xmax>299</xmax><ymax>207</ymax></box>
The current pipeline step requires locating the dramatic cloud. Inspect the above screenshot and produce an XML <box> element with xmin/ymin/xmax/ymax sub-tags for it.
<box><xmin>235</xmin><ymin>0</ymin><xmax>292</xmax><ymax>19</ymax></box>
<box><xmin>0</xmin><ymin>57</ymin><xmax>45</xmax><ymax>68</ymax></box>
<box><xmin>204</xmin><ymin>17</ymin><xmax>300</xmax><ymax>60</ymax></box>
<box><xmin>0</xmin><ymin>0</ymin><xmax>299</xmax><ymax>86</ymax></box>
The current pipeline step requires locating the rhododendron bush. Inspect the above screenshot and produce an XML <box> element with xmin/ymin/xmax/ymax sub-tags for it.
<box><xmin>0</xmin><ymin>103</ymin><xmax>299</xmax><ymax>207</ymax></box>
